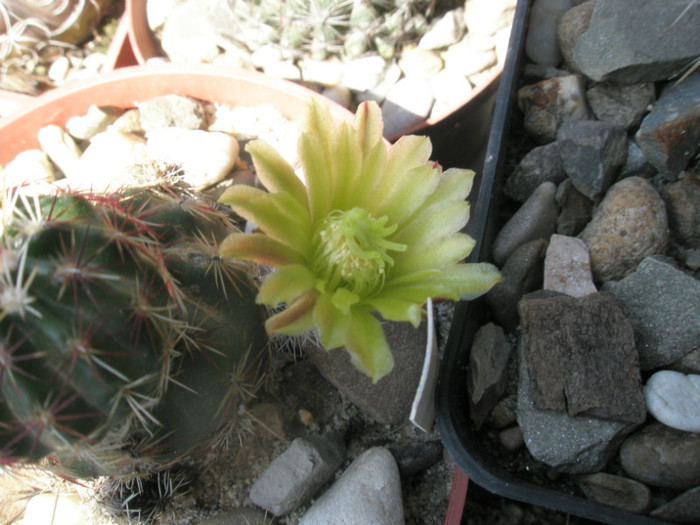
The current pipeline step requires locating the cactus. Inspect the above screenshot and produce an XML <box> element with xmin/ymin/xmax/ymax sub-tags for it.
<box><xmin>0</xmin><ymin>183</ymin><xmax>270</xmax><ymax>477</ymax></box>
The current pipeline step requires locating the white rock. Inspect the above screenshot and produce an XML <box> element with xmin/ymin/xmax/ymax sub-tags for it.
<box><xmin>251</xmin><ymin>44</ymin><xmax>285</xmax><ymax>69</ymax></box>
<box><xmin>341</xmin><ymin>56</ymin><xmax>388</xmax><ymax>92</ymax></box>
<box><xmin>429</xmin><ymin>68</ymin><xmax>473</xmax><ymax>120</ymax></box>
<box><xmin>300</xmin><ymin>57</ymin><xmax>345</xmax><ymax>86</ymax></box>
<box><xmin>67</xmin><ymin>131</ymin><xmax>148</xmax><ymax>191</ymax></box>
<box><xmin>419</xmin><ymin>8</ymin><xmax>465</xmax><ymax>50</ymax></box>
<box><xmin>322</xmin><ymin>85</ymin><xmax>353</xmax><ymax>108</ymax></box>
<box><xmin>299</xmin><ymin>447</ymin><xmax>404</xmax><ymax>525</ymax></box>
<box><xmin>262</xmin><ymin>59</ymin><xmax>301</xmax><ymax>81</ymax></box>
<box><xmin>398</xmin><ymin>47</ymin><xmax>443</xmax><ymax>78</ymax></box>
<box><xmin>147</xmin><ymin>128</ymin><xmax>239</xmax><ymax>189</ymax></box>
<box><xmin>23</xmin><ymin>493</ymin><xmax>86</xmax><ymax>525</ymax></box>
<box><xmin>644</xmin><ymin>371</ymin><xmax>700</xmax><ymax>433</ymax></box>
<box><xmin>147</xmin><ymin>0</ymin><xmax>182</xmax><ymax>30</ymax></box>
<box><xmin>48</xmin><ymin>55</ymin><xmax>71</xmax><ymax>84</ymax></box>
<box><xmin>2</xmin><ymin>149</ymin><xmax>57</xmax><ymax>187</ymax></box>
<box><xmin>543</xmin><ymin>234</ymin><xmax>597</xmax><ymax>297</ymax></box>
<box><xmin>381</xmin><ymin>77</ymin><xmax>434</xmax><ymax>136</ymax></box>
<box><xmin>464</xmin><ymin>0</ymin><xmax>517</xmax><ymax>38</ymax></box>
<box><xmin>37</xmin><ymin>124</ymin><xmax>83</xmax><ymax>178</ymax></box>
<box><xmin>65</xmin><ymin>104</ymin><xmax>121</xmax><ymax>141</ymax></box>
<box><xmin>525</xmin><ymin>0</ymin><xmax>572</xmax><ymax>66</ymax></box>
<box><xmin>356</xmin><ymin>61</ymin><xmax>403</xmax><ymax>104</ymax></box>
<box><xmin>443</xmin><ymin>40</ymin><xmax>497</xmax><ymax>78</ymax></box>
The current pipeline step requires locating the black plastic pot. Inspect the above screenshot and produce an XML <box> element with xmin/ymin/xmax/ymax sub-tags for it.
<box><xmin>435</xmin><ymin>1</ymin><xmax>671</xmax><ymax>523</ymax></box>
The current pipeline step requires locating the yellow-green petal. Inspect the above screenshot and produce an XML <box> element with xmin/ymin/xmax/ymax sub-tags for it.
<box><xmin>392</xmin><ymin>233</ymin><xmax>475</xmax><ymax>275</ymax></box>
<box><xmin>220</xmin><ymin>233</ymin><xmax>304</xmax><ymax>267</ymax></box>
<box><xmin>363</xmin><ymin>297</ymin><xmax>423</xmax><ymax>327</ymax></box>
<box><xmin>345</xmin><ymin>310</ymin><xmax>395</xmax><ymax>383</ymax></box>
<box><xmin>257</xmin><ymin>264</ymin><xmax>316</xmax><ymax>305</ymax></box>
<box><xmin>265</xmin><ymin>289</ymin><xmax>319</xmax><ymax>335</ymax></box>
<box><xmin>313</xmin><ymin>292</ymin><xmax>351</xmax><ymax>350</ymax></box>
<box><xmin>246</xmin><ymin>139</ymin><xmax>308</xmax><ymax>206</ymax></box>
<box><xmin>393</xmin><ymin>199</ymin><xmax>470</xmax><ymax>247</ymax></box>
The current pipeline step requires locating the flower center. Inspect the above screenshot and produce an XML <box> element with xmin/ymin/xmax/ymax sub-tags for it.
<box><xmin>313</xmin><ymin>207</ymin><xmax>406</xmax><ymax>296</ymax></box>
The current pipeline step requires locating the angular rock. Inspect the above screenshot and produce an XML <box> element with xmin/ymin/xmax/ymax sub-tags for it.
<box><xmin>525</xmin><ymin>0</ymin><xmax>572</xmax><ymax>66</ymax></box>
<box><xmin>2</xmin><ymin>149</ymin><xmax>57</xmax><ymax>187</ymax></box>
<box><xmin>492</xmin><ymin>182</ymin><xmax>558</xmax><ymax>265</ymax></box>
<box><xmin>518</xmin><ymin>290</ymin><xmax>646</xmax><ymax>424</ymax></box>
<box><xmin>517</xmin><ymin>338</ymin><xmax>637</xmax><ymax>474</ymax></box>
<box><xmin>137</xmin><ymin>94</ymin><xmax>207</xmax><ymax>131</ymax></box>
<box><xmin>250</xmin><ymin>433</ymin><xmax>345</xmax><ymax>516</ymax></box>
<box><xmin>146</xmin><ymin>128</ymin><xmax>239</xmax><ymax>189</ymax></box>
<box><xmin>429</xmin><ymin>68</ymin><xmax>473</xmax><ymax>120</ymax></box>
<box><xmin>463</xmin><ymin>0</ymin><xmax>517</xmax><ymax>39</ymax></box>
<box><xmin>197</xmin><ymin>507</ymin><xmax>275</xmax><ymax>525</ymax></box>
<box><xmin>398</xmin><ymin>48</ymin><xmax>443</xmax><ymax>79</ymax></box>
<box><xmin>486</xmin><ymin>239</ymin><xmax>548</xmax><ymax>332</ymax></box>
<box><xmin>644</xmin><ymin>370</ymin><xmax>700</xmax><ymax>433</ymax></box>
<box><xmin>418</xmin><ymin>9</ymin><xmax>465</xmax><ymax>50</ymax></box>
<box><xmin>37</xmin><ymin>124</ymin><xmax>83</xmax><ymax>178</ymax></box>
<box><xmin>572</xmin><ymin>0</ymin><xmax>700</xmax><ymax>83</ymax></box>
<box><xmin>443</xmin><ymin>39</ymin><xmax>497</xmax><ymax>79</ymax></box>
<box><xmin>341</xmin><ymin>55</ymin><xmax>387</xmax><ymax>92</ymax></box>
<box><xmin>65</xmin><ymin>104</ymin><xmax>122</xmax><ymax>141</ymax></box>
<box><xmin>619</xmin><ymin>139</ymin><xmax>657</xmax><ymax>180</ymax></box>
<box><xmin>386</xmin><ymin>440</ymin><xmax>443</xmax><ymax>477</ymax></box>
<box><xmin>543</xmin><ymin>234</ymin><xmax>597</xmax><ymax>297</ymax></box>
<box><xmin>620</xmin><ymin>423</ymin><xmax>700</xmax><ymax>490</ymax></box>
<box><xmin>304</xmin><ymin>319</ymin><xmax>428</xmax><ymax>425</ymax></box>
<box><xmin>579</xmin><ymin>176</ymin><xmax>669</xmax><ymax>282</ymax></box>
<box><xmin>671</xmin><ymin>348</ymin><xmax>700</xmax><ymax>376</ymax></box>
<box><xmin>517</xmin><ymin>74</ymin><xmax>590</xmax><ymax>143</ymax></box>
<box><xmin>576</xmin><ymin>472</ymin><xmax>652</xmax><ymax>514</ymax></box>
<box><xmin>661</xmin><ymin>171</ymin><xmax>700</xmax><ymax>249</ymax></box>
<box><xmin>381</xmin><ymin>77</ymin><xmax>434</xmax><ymax>137</ymax></box>
<box><xmin>586</xmin><ymin>82</ymin><xmax>655</xmax><ymax>130</ymax></box>
<box><xmin>602</xmin><ymin>256</ymin><xmax>700</xmax><ymax>370</ymax></box>
<box><xmin>555</xmin><ymin>179</ymin><xmax>593</xmax><ymax>236</ymax></box>
<box><xmin>299</xmin><ymin>447</ymin><xmax>404</xmax><ymax>525</ymax></box>
<box><xmin>556</xmin><ymin>0</ymin><xmax>594</xmax><ymax>72</ymax></box>
<box><xmin>556</xmin><ymin>119</ymin><xmax>627</xmax><ymax>199</ymax></box>
<box><xmin>650</xmin><ymin>486</ymin><xmax>700</xmax><ymax>523</ymax></box>
<box><xmin>467</xmin><ymin>323</ymin><xmax>513</xmax><ymax>428</ymax></box>
<box><xmin>504</xmin><ymin>142</ymin><xmax>566</xmax><ymax>202</ymax></box>
<box><xmin>636</xmin><ymin>73</ymin><xmax>700</xmax><ymax>176</ymax></box>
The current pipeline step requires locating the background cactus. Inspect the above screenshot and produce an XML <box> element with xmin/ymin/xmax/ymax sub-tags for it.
<box><xmin>0</xmin><ymin>183</ymin><xmax>270</xmax><ymax>478</ymax></box>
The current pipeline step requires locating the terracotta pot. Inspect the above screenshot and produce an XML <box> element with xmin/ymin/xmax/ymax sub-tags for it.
<box><xmin>121</xmin><ymin>0</ymin><xmax>502</xmax><ymax>164</ymax></box>
<box><xmin>0</xmin><ymin>62</ymin><xmax>355</xmax><ymax>166</ymax></box>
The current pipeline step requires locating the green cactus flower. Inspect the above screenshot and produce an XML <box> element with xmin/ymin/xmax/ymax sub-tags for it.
<box><xmin>219</xmin><ymin>99</ymin><xmax>501</xmax><ymax>382</ymax></box>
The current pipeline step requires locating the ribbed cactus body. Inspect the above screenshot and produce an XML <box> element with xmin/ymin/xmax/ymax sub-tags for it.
<box><xmin>0</xmin><ymin>187</ymin><xmax>269</xmax><ymax>476</ymax></box>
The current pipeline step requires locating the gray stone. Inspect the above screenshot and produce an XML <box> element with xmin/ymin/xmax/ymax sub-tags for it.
<box><xmin>518</xmin><ymin>75</ymin><xmax>590</xmax><ymax>143</ymax></box>
<box><xmin>492</xmin><ymin>182</ymin><xmax>558</xmax><ymax>266</ymax></box>
<box><xmin>498</xmin><ymin>426</ymin><xmax>524</xmax><ymax>452</ymax></box>
<box><xmin>619</xmin><ymin>139</ymin><xmax>657</xmax><ymax>180</ymax></box>
<box><xmin>644</xmin><ymin>371</ymin><xmax>700</xmax><ymax>433</ymax></box>
<box><xmin>486</xmin><ymin>239</ymin><xmax>548</xmax><ymax>332</ymax></box>
<box><xmin>650</xmin><ymin>486</ymin><xmax>700</xmax><ymax>523</ymax></box>
<box><xmin>467</xmin><ymin>323</ymin><xmax>513</xmax><ymax>428</ymax></box>
<box><xmin>556</xmin><ymin>119</ymin><xmax>627</xmax><ymax>199</ymax></box>
<box><xmin>620</xmin><ymin>423</ymin><xmax>700</xmax><ymax>490</ymax></box>
<box><xmin>572</xmin><ymin>0</ymin><xmax>700</xmax><ymax>83</ymax></box>
<box><xmin>543</xmin><ymin>234</ymin><xmax>597</xmax><ymax>297</ymax></box>
<box><xmin>518</xmin><ymin>291</ymin><xmax>646</xmax><ymax>424</ymax></box>
<box><xmin>65</xmin><ymin>104</ymin><xmax>122</xmax><ymax>141</ymax></box>
<box><xmin>386</xmin><ymin>440</ymin><xmax>443</xmax><ymax>477</ymax></box>
<box><xmin>636</xmin><ymin>74</ymin><xmax>700</xmax><ymax>176</ymax></box>
<box><xmin>576</xmin><ymin>472</ymin><xmax>651</xmax><ymax>514</ymax></box>
<box><xmin>555</xmin><ymin>179</ymin><xmax>593</xmax><ymax>236</ymax></box>
<box><xmin>586</xmin><ymin>82</ymin><xmax>655</xmax><ymax>130</ymax></box>
<box><xmin>489</xmin><ymin>396</ymin><xmax>517</xmax><ymax>429</ymax></box>
<box><xmin>525</xmin><ymin>0</ymin><xmax>572</xmax><ymax>66</ymax></box>
<box><xmin>556</xmin><ymin>0</ymin><xmax>594</xmax><ymax>73</ymax></box>
<box><xmin>197</xmin><ymin>508</ymin><xmax>275</xmax><ymax>525</ymax></box>
<box><xmin>504</xmin><ymin>142</ymin><xmax>566</xmax><ymax>202</ymax></box>
<box><xmin>580</xmin><ymin>176</ymin><xmax>669</xmax><ymax>282</ymax></box>
<box><xmin>602</xmin><ymin>256</ymin><xmax>700</xmax><ymax>370</ymax></box>
<box><xmin>304</xmin><ymin>319</ymin><xmax>428</xmax><ymax>425</ymax></box>
<box><xmin>671</xmin><ymin>348</ymin><xmax>700</xmax><ymax>376</ymax></box>
<box><xmin>250</xmin><ymin>433</ymin><xmax>345</xmax><ymax>516</ymax></box>
<box><xmin>661</xmin><ymin>172</ymin><xmax>700</xmax><ymax>249</ymax></box>
<box><xmin>517</xmin><ymin>338</ymin><xmax>637</xmax><ymax>474</ymax></box>
<box><xmin>299</xmin><ymin>447</ymin><xmax>404</xmax><ymax>525</ymax></box>
<box><xmin>137</xmin><ymin>94</ymin><xmax>207</xmax><ymax>131</ymax></box>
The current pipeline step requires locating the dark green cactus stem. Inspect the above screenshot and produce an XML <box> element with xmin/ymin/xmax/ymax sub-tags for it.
<box><xmin>0</xmin><ymin>186</ymin><xmax>269</xmax><ymax>477</ymax></box>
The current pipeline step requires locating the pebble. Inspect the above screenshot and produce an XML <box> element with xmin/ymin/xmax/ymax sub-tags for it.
<box><xmin>138</xmin><ymin>94</ymin><xmax>207</xmax><ymax>131</ymax></box>
<box><xmin>428</xmin><ymin>68</ymin><xmax>473</xmax><ymax>120</ymax></box>
<box><xmin>381</xmin><ymin>77</ymin><xmax>435</xmax><ymax>137</ymax></box>
<box><xmin>65</xmin><ymin>104</ymin><xmax>121</xmax><ymax>141</ymax></box>
<box><xmin>555</xmin><ymin>0</ymin><xmax>594</xmax><ymax>72</ymax></box>
<box><xmin>419</xmin><ymin>9</ymin><xmax>464</xmax><ymax>50</ymax></box>
<box><xmin>47</xmin><ymin>55</ymin><xmax>71</xmax><ymax>84</ymax></box>
<box><xmin>650</xmin><ymin>486</ymin><xmax>700</xmax><ymax>523</ymax></box>
<box><xmin>543</xmin><ymin>234</ymin><xmax>597</xmax><ymax>297</ymax></box>
<box><xmin>554</xmin><ymin>179</ymin><xmax>593</xmax><ymax>236</ymax></box>
<box><xmin>576</xmin><ymin>472</ymin><xmax>651</xmax><ymax>514</ymax></box>
<box><xmin>249</xmin><ymin>433</ymin><xmax>345</xmax><ymax>516</ymax></box>
<box><xmin>525</xmin><ymin>0</ymin><xmax>572</xmax><ymax>66</ymax></box>
<box><xmin>602</xmin><ymin>256</ymin><xmax>700</xmax><ymax>370</ymax></box>
<box><xmin>644</xmin><ymin>370</ymin><xmax>700</xmax><ymax>433</ymax></box>
<box><xmin>443</xmin><ymin>40</ymin><xmax>497</xmax><ymax>79</ymax></box>
<box><xmin>585</xmin><ymin>82</ymin><xmax>655</xmax><ymax>130</ymax></box>
<box><xmin>492</xmin><ymin>182</ymin><xmax>558</xmax><ymax>266</ymax></box>
<box><xmin>300</xmin><ymin>58</ymin><xmax>345</xmax><ymax>86</ymax></box>
<box><xmin>504</xmin><ymin>142</ymin><xmax>566</xmax><ymax>202</ymax></box>
<box><xmin>386</xmin><ymin>440</ymin><xmax>444</xmax><ymax>477</ymax></box>
<box><xmin>661</xmin><ymin>172</ymin><xmax>700</xmax><ymax>249</ymax></box>
<box><xmin>498</xmin><ymin>426</ymin><xmax>524</xmax><ymax>452</ymax></box>
<box><xmin>341</xmin><ymin>56</ymin><xmax>388</xmax><ymax>92</ymax></box>
<box><xmin>146</xmin><ymin>128</ymin><xmax>239</xmax><ymax>189</ymax></box>
<box><xmin>22</xmin><ymin>492</ymin><xmax>87</xmax><ymax>525</ymax></box>
<box><xmin>36</xmin><ymin>124</ymin><xmax>83</xmax><ymax>178</ymax></box>
<box><xmin>620</xmin><ymin>423</ymin><xmax>700</xmax><ymax>490</ymax></box>
<box><xmin>398</xmin><ymin>47</ymin><xmax>443</xmax><ymax>79</ymax></box>
<box><xmin>196</xmin><ymin>507</ymin><xmax>274</xmax><ymax>525</ymax></box>
<box><xmin>299</xmin><ymin>447</ymin><xmax>404</xmax><ymax>525</ymax></box>
<box><xmin>579</xmin><ymin>176</ymin><xmax>669</xmax><ymax>282</ymax></box>
<box><xmin>2</xmin><ymin>149</ymin><xmax>56</xmax><ymax>187</ymax></box>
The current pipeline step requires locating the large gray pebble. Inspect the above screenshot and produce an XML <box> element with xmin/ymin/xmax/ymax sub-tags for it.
<box><xmin>644</xmin><ymin>371</ymin><xmax>700</xmax><ymax>433</ymax></box>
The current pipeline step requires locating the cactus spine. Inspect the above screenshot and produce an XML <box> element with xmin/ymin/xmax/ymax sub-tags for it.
<box><xmin>0</xmin><ymin>184</ymin><xmax>269</xmax><ymax>477</ymax></box>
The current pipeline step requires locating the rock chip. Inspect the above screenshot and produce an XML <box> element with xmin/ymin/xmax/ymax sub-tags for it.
<box><xmin>576</xmin><ymin>472</ymin><xmax>652</xmax><ymax>514</ymax></box>
<box><xmin>644</xmin><ymin>370</ymin><xmax>700</xmax><ymax>433</ymax></box>
<box><xmin>197</xmin><ymin>508</ymin><xmax>275</xmax><ymax>525</ymax></box>
<box><xmin>543</xmin><ymin>234</ymin><xmax>597</xmax><ymax>297</ymax></box>
<box><xmin>486</xmin><ymin>239</ymin><xmax>548</xmax><ymax>332</ymax></box>
<box><xmin>467</xmin><ymin>323</ymin><xmax>513</xmax><ymax>428</ymax></box>
<box><xmin>571</xmin><ymin>0</ymin><xmax>700</xmax><ymax>83</ymax></box>
<box><xmin>525</xmin><ymin>0</ymin><xmax>572</xmax><ymax>66</ymax></box>
<box><xmin>418</xmin><ymin>9</ymin><xmax>465</xmax><ymax>50</ymax></box>
<box><xmin>555</xmin><ymin>179</ymin><xmax>593</xmax><ymax>236</ymax></box>
<box><xmin>2</xmin><ymin>149</ymin><xmax>56</xmax><ymax>187</ymax></box>
<box><xmin>518</xmin><ymin>74</ymin><xmax>590</xmax><ymax>142</ymax></box>
<box><xmin>602</xmin><ymin>256</ymin><xmax>700</xmax><ymax>370</ymax></box>
<box><xmin>585</xmin><ymin>82</ymin><xmax>655</xmax><ymax>130</ymax></box>
<box><xmin>443</xmin><ymin>38</ymin><xmax>497</xmax><ymax>79</ymax></box>
<box><xmin>341</xmin><ymin>56</ymin><xmax>387</xmax><ymax>92</ymax></box>
<box><xmin>650</xmin><ymin>486</ymin><xmax>700</xmax><ymax>523</ymax></box>
<box><xmin>65</xmin><ymin>104</ymin><xmax>122</xmax><ymax>141</ymax></box>
<box><xmin>661</xmin><ymin>172</ymin><xmax>700</xmax><ymax>249</ymax></box>
<box><xmin>381</xmin><ymin>77</ymin><xmax>434</xmax><ymax>137</ymax></box>
<box><xmin>579</xmin><ymin>176</ymin><xmax>669</xmax><ymax>282</ymax></box>
<box><xmin>137</xmin><ymin>94</ymin><xmax>207</xmax><ymax>131</ymax></box>
<box><xmin>636</xmin><ymin>73</ymin><xmax>700</xmax><ymax>176</ymax></box>
<box><xmin>386</xmin><ymin>440</ymin><xmax>443</xmax><ymax>477</ymax></box>
<box><xmin>504</xmin><ymin>142</ymin><xmax>566</xmax><ymax>202</ymax></box>
<box><xmin>37</xmin><ymin>124</ymin><xmax>83</xmax><ymax>178</ymax></box>
<box><xmin>518</xmin><ymin>290</ymin><xmax>646</xmax><ymax>424</ymax></box>
<box><xmin>556</xmin><ymin>119</ymin><xmax>627</xmax><ymax>199</ymax></box>
<box><xmin>555</xmin><ymin>0</ymin><xmax>594</xmax><ymax>72</ymax></box>
<box><xmin>250</xmin><ymin>433</ymin><xmax>345</xmax><ymax>516</ymax></box>
<box><xmin>299</xmin><ymin>447</ymin><xmax>404</xmax><ymax>525</ymax></box>
<box><xmin>492</xmin><ymin>182</ymin><xmax>558</xmax><ymax>265</ymax></box>
<box><xmin>620</xmin><ymin>423</ymin><xmax>700</xmax><ymax>490</ymax></box>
